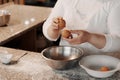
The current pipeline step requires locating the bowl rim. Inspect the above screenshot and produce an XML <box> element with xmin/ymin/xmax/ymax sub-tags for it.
<box><xmin>41</xmin><ymin>45</ymin><xmax>84</xmax><ymax>61</ymax></box>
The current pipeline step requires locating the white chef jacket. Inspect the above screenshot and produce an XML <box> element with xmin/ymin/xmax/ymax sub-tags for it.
<box><xmin>43</xmin><ymin>0</ymin><xmax>120</xmax><ymax>54</ymax></box>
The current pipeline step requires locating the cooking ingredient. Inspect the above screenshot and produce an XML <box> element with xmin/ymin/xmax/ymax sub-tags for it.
<box><xmin>58</xmin><ymin>18</ymin><xmax>66</xmax><ymax>29</ymax></box>
<box><xmin>61</xmin><ymin>30</ymin><xmax>72</xmax><ymax>38</ymax></box>
<box><xmin>100</xmin><ymin>66</ymin><xmax>110</xmax><ymax>71</ymax></box>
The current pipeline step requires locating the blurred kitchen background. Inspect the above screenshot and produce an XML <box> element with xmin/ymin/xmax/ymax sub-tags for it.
<box><xmin>25</xmin><ymin>0</ymin><xmax>57</xmax><ymax>7</ymax></box>
<box><xmin>0</xmin><ymin>0</ymin><xmax>57</xmax><ymax>7</ymax></box>
<box><xmin>25</xmin><ymin>0</ymin><xmax>59</xmax><ymax>52</ymax></box>
<box><xmin>0</xmin><ymin>0</ymin><xmax>59</xmax><ymax>52</ymax></box>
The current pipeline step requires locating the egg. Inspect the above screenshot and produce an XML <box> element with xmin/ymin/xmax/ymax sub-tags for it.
<box><xmin>58</xmin><ymin>18</ymin><xmax>66</xmax><ymax>29</ymax></box>
<box><xmin>61</xmin><ymin>30</ymin><xmax>72</xmax><ymax>38</ymax></box>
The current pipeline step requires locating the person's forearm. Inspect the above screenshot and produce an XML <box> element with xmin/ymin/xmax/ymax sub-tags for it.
<box><xmin>88</xmin><ymin>33</ymin><xmax>106</xmax><ymax>49</ymax></box>
<box><xmin>47</xmin><ymin>26</ymin><xmax>60</xmax><ymax>40</ymax></box>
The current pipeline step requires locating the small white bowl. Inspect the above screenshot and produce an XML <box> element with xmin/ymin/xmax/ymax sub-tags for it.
<box><xmin>79</xmin><ymin>55</ymin><xmax>120</xmax><ymax>78</ymax></box>
<box><xmin>0</xmin><ymin>51</ymin><xmax>13</xmax><ymax>64</ymax></box>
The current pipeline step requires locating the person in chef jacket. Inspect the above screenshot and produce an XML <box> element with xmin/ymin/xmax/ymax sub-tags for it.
<box><xmin>42</xmin><ymin>0</ymin><xmax>120</xmax><ymax>55</ymax></box>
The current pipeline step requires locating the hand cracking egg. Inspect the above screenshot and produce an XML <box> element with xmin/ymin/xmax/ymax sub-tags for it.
<box><xmin>61</xmin><ymin>30</ymin><xmax>72</xmax><ymax>38</ymax></box>
<box><xmin>58</xmin><ymin>18</ymin><xmax>66</xmax><ymax>29</ymax></box>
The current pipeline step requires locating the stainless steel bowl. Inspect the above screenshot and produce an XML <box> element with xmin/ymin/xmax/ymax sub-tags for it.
<box><xmin>0</xmin><ymin>10</ymin><xmax>10</xmax><ymax>27</ymax></box>
<box><xmin>41</xmin><ymin>46</ymin><xmax>84</xmax><ymax>70</ymax></box>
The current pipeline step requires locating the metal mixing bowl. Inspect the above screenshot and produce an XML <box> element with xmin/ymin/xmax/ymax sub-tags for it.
<box><xmin>0</xmin><ymin>10</ymin><xmax>10</xmax><ymax>27</ymax></box>
<box><xmin>41</xmin><ymin>46</ymin><xmax>84</xmax><ymax>70</ymax></box>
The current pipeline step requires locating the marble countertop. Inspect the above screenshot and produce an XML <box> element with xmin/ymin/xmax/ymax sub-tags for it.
<box><xmin>0</xmin><ymin>47</ymin><xmax>120</xmax><ymax>80</ymax></box>
<box><xmin>0</xmin><ymin>3</ymin><xmax>51</xmax><ymax>45</ymax></box>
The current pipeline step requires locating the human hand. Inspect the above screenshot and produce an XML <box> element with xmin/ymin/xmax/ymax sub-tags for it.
<box><xmin>61</xmin><ymin>30</ymin><xmax>72</xmax><ymax>39</ymax></box>
<box><xmin>63</xmin><ymin>30</ymin><xmax>91</xmax><ymax>45</ymax></box>
<box><xmin>47</xmin><ymin>17</ymin><xmax>66</xmax><ymax>39</ymax></box>
<box><xmin>51</xmin><ymin>17</ymin><xmax>66</xmax><ymax>31</ymax></box>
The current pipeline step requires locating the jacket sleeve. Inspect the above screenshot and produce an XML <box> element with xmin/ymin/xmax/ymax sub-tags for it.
<box><xmin>42</xmin><ymin>0</ymin><xmax>64</xmax><ymax>41</ymax></box>
<box><xmin>101</xmin><ymin>2</ymin><xmax>120</xmax><ymax>52</ymax></box>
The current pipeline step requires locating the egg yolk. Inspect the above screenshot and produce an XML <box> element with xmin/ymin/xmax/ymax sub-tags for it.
<box><xmin>100</xmin><ymin>66</ymin><xmax>110</xmax><ymax>71</ymax></box>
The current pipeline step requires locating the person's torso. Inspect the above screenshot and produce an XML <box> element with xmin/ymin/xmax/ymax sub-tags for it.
<box><xmin>60</xmin><ymin>0</ymin><xmax>118</xmax><ymax>54</ymax></box>
<box><xmin>63</xmin><ymin>0</ymin><xmax>112</xmax><ymax>31</ymax></box>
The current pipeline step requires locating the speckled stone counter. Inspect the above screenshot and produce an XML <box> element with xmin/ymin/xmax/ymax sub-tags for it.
<box><xmin>0</xmin><ymin>47</ymin><xmax>120</xmax><ymax>80</ymax></box>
